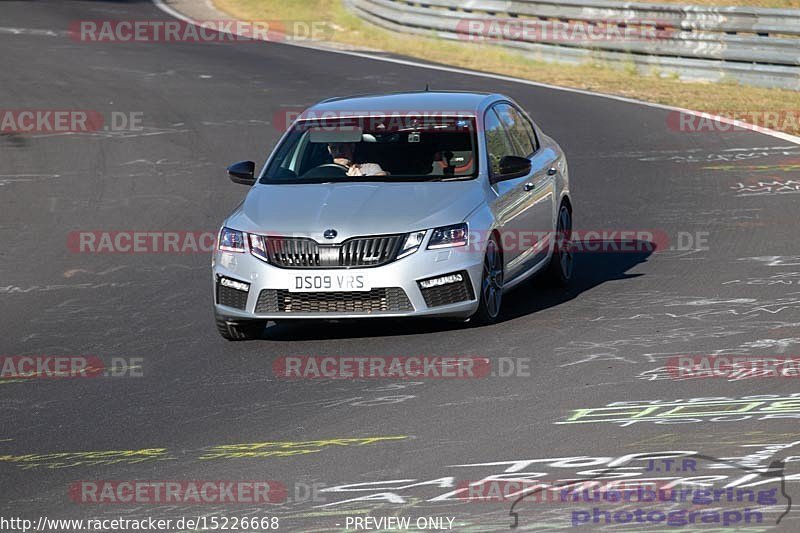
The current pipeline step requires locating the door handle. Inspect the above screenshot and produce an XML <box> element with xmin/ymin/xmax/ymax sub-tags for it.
<box><xmin>547</xmin><ymin>167</ymin><xmax>558</xmax><ymax>176</ymax></box>
<box><xmin>524</xmin><ymin>182</ymin><xmax>535</xmax><ymax>192</ymax></box>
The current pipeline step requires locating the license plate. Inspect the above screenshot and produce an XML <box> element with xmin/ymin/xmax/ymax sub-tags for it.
<box><xmin>289</xmin><ymin>273</ymin><xmax>370</xmax><ymax>292</ymax></box>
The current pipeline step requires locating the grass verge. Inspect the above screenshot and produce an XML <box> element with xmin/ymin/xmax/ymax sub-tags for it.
<box><xmin>214</xmin><ymin>0</ymin><xmax>800</xmax><ymax>136</ymax></box>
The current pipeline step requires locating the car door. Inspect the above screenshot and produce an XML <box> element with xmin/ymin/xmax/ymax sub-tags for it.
<box><xmin>484</xmin><ymin>106</ymin><xmax>537</xmax><ymax>278</ymax></box>
<box><xmin>494</xmin><ymin>103</ymin><xmax>557</xmax><ymax>270</ymax></box>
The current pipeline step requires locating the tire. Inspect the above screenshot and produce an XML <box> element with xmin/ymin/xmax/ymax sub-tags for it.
<box><xmin>215</xmin><ymin>312</ymin><xmax>267</xmax><ymax>341</ymax></box>
<box><xmin>545</xmin><ymin>202</ymin><xmax>574</xmax><ymax>287</ymax></box>
<box><xmin>469</xmin><ymin>234</ymin><xmax>504</xmax><ymax>326</ymax></box>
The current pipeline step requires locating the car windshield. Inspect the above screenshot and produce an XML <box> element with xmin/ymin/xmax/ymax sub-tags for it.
<box><xmin>260</xmin><ymin>115</ymin><xmax>478</xmax><ymax>183</ymax></box>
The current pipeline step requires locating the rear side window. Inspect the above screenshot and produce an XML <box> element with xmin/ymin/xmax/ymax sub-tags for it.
<box><xmin>518</xmin><ymin>110</ymin><xmax>540</xmax><ymax>152</ymax></box>
<box><xmin>484</xmin><ymin>109</ymin><xmax>515</xmax><ymax>176</ymax></box>
<box><xmin>495</xmin><ymin>103</ymin><xmax>538</xmax><ymax>157</ymax></box>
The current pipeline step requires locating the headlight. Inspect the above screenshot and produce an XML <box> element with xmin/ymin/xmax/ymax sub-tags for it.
<box><xmin>249</xmin><ymin>233</ymin><xmax>269</xmax><ymax>261</ymax></box>
<box><xmin>398</xmin><ymin>230</ymin><xmax>427</xmax><ymax>259</ymax></box>
<box><xmin>218</xmin><ymin>227</ymin><xmax>245</xmax><ymax>252</ymax></box>
<box><xmin>428</xmin><ymin>223</ymin><xmax>468</xmax><ymax>249</ymax></box>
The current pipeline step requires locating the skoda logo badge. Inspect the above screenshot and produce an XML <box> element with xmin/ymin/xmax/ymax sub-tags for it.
<box><xmin>323</xmin><ymin>229</ymin><xmax>338</xmax><ymax>240</ymax></box>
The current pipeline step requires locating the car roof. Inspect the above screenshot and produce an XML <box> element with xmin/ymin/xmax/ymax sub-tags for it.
<box><xmin>306</xmin><ymin>91</ymin><xmax>501</xmax><ymax>116</ymax></box>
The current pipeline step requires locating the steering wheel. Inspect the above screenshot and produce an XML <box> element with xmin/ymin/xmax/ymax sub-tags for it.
<box><xmin>301</xmin><ymin>163</ymin><xmax>349</xmax><ymax>179</ymax></box>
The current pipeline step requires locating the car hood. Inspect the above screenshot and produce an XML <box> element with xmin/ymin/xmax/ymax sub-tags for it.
<box><xmin>226</xmin><ymin>180</ymin><xmax>486</xmax><ymax>242</ymax></box>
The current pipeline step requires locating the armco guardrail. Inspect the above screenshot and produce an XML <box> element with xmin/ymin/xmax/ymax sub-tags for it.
<box><xmin>346</xmin><ymin>0</ymin><xmax>800</xmax><ymax>90</ymax></box>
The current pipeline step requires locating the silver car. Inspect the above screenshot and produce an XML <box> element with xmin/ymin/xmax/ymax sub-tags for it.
<box><xmin>213</xmin><ymin>91</ymin><xmax>572</xmax><ymax>340</ymax></box>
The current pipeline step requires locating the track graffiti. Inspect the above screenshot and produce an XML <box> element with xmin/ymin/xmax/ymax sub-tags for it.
<box><xmin>557</xmin><ymin>395</ymin><xmax>800</xmax><ymax>427</ymax></box>
<box><xmin>635</xmin><ymin>146</ymin><xmax>800</xmax><ymax>164</ymax></box>
<box><xmin>723</xmin><ymin>273</ymin><xmax>800</xmax><ymax>286</ymax></box>
<box><xmin>730</xmin><ymin>179</ymin><xmax>800</xmax><ymax>196</ymax></box>
<box><xmin>741</xmin><ymin>256</ymin><xmax>800</xmax><ymax>267</ymax></box>
<box><xmin>0</xmin><ymin>436</ymin><xmax>409</xmax><ymax>469</ymax></box>
<box><xmin>305</xmin><ymin>444</ymin><xmax>797</xmax><ymax>532</ymax></box>
<box><xmin>625</xmin><ymin>432</ymin><xmax>800</xmax><ymax>448</ymax></box>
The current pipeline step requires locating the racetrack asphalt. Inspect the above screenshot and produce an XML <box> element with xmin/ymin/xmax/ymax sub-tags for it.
<box><xmin>2</xmin><ymin>1</ymin><xmax>800</xmax><ymax>531</ymax></box>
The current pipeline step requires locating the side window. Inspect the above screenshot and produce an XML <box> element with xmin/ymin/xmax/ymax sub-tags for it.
<box><xmin>518</xmin><ymin>110</ymin><xmax>539</xmax><ymax>152</ymax></box>
<box><xmin>484</xmin><ymin>109</ymin><xmax>515</xmax><ymax>176</ymax></box>
<box><xmin>495</xmin><ymin>103</ymin><xmax>536</xmax><ymax>156</ymax></box>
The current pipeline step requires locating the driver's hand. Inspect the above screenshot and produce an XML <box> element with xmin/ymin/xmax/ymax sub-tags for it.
<box><xmin>346</xmin><ymin>165</ymin><xmax>364</xmax><ymax>177</ymax></box>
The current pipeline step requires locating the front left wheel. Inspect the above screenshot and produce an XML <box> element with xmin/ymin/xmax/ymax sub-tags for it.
<box><xmin>215</xmin><ymin>312</ymin><xmax>267</xmax><ymax>341</ymax></box>
<box><xmin>469</xmin><ymin>234</ymin><xmax>504</xmax><ymax>326</ymax></box>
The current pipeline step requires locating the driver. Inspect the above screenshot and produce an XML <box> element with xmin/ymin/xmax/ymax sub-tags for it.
<box><xmin>328</xmin><ymin>143</ymin><xmax>387</xmax><ymax>176</ymax></box>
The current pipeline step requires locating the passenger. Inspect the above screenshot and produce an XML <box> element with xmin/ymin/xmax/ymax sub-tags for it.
<box><xmin>328</xmin><ymin>143</ymin><xmax>387</xmax><ymax>176</ymax></box>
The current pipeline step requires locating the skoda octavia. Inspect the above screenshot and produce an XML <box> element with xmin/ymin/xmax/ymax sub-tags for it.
<box><xmin>213</xmin><ymin>91</ymin><xmax>572</xmax><ymax>340</ymax></box>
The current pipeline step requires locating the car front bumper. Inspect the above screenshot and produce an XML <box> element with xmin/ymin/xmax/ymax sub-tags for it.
<box><xmin>212</xmin><ymin>245</ymin><xmax>484</xmax><ymax>320</ymax></box>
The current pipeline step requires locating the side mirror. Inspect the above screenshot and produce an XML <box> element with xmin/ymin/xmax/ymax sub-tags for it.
<box><xmin>228</xmin><ymin>161</ymin><xmax>256</xmax><ymax>185</ymax></box>
<box><xmin>497</xmin><ymin>155</ymin><xmax>532</xmax><ymax>179</ymax></box>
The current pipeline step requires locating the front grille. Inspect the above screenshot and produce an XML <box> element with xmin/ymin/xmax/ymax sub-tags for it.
<box><xmin>339</xmin><ymin>235</ymin><xmax>403</xmax><ymax>267</ymax></box>
<box><xmin>263</xmin><ymin>234</ymin><xmax>403</xmax><ymax>268</ymax></box>
<box><xmin>255</xmin><ymin>288</ymin><xmax>413</xmax><ymax>314</ymax></box>
<box><xmin>418</xmin><ymin>271</ymin><xmax>475</xmax><ymax>308</ymax></box>
<box><xmin>266</xmin><ymin>237</ymin><xmax>321</xmax><ymax>268</ymax></box>
<box><xmin>216</xmin><ymin>282</ymin><xmax>249</xmax><ymax>310</ymax></box>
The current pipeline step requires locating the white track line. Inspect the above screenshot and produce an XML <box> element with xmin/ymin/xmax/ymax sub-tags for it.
<box><xmin>152</xmin><ymin>0</ymin><xmax>800</xmax><ymax>146</ymax></box>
